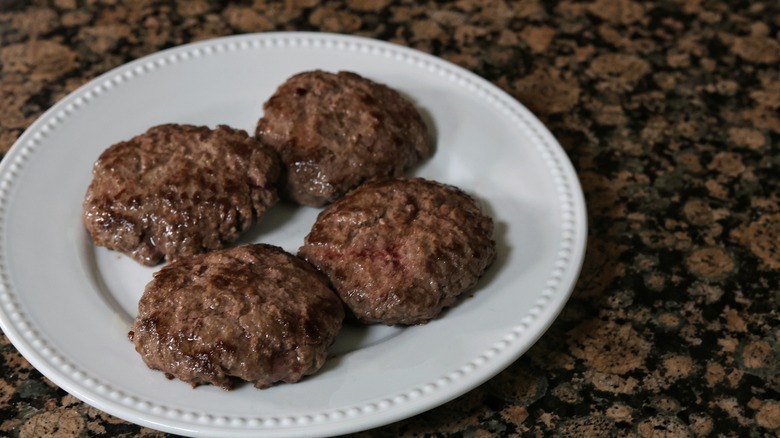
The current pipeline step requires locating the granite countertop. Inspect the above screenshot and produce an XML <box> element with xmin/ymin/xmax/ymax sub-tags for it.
<box><xmin>1</xmin><ymin>0</ymin><xmax>778</xmax><ymax>436</ymax></box>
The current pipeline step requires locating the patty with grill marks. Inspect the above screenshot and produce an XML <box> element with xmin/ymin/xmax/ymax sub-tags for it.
<box><xmin>255</xmin><ymin>70</ymin><xmax>431</xmax><ymax>207</ymax></box>
<box><xmin>299</xmin><ymin>177</ymin><xmax>496</xmax><ymax>325</ymax></box>
<box><xmin>82</xmin><ymin>124</ymin><xmax>281</xmax><ymax>266</ymax></box>
<box><xmin>128</xmin><ymin>244</ymin><xmax>345</xmax><ymax>389</ymax></box>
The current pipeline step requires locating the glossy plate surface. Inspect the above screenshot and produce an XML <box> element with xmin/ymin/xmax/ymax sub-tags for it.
<box><xmin>0</xmin><ymin>32</ymin><xmax>586</xmax><ymax>437</ymax></box>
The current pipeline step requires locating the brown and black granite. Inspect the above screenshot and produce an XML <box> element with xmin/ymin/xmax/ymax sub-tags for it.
<box><xmin>1</xmin><ymin>0</ymin><xmax>779</xmax><ymax>437</ymax></box>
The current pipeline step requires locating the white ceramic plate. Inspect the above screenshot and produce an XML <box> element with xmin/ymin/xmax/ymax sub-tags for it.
<box><xmin>0</xmin><ymin>33</ymin><xmax>586</xmax><ymax>437</ymax></box>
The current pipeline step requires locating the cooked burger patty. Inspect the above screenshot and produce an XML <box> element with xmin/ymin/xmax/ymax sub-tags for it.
<box><xmin>299</xmin><ymin>178</ymin><xmax>496</xmax><ymax>325</ymax></box>
<box><xmin>255</xmin><ymin>70</ymin><xmax>431</xmax><ymax>207</ymax></box>
<box><xmin>83</xmin><ymin>124</ymin><xmax>281</xmax><ymax>266</ymax></box>
<box><xmin>128</xmin><ymin>244</ymin><xmax>345</xmax><ymax>389</ymax></box>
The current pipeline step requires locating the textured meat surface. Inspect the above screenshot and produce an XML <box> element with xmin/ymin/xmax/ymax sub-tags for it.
<box><xmin>299</xmin><ymin>178</ymin><xmax>496</xmax><ymax>325</ymax></box>
<box><xmin>255</xmin><ymin>70</ymin><xmax>431</xmax><ymax>207</ymax></box>
<box><xmin>83</xmin><ymin>124</ymin><xmax>281</xmax><ymax>266</ymax></box>
<box><xmin>129</xmin><ymin>244</ymin><xmax>344</xmax><ymax>389</ymax></box>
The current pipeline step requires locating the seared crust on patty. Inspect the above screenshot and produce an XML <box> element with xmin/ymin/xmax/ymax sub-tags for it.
<box><xmin>129</xmin><ymin>244</ymin><xmax>345</xmax><ymax>389</ymax></box>
<box><xmin>255</xmin><ymin>70</ymin><xmax>431</xmax><ymax>207</ymax></box>
<box><xmin>299</xmin><ymin>177</ymin><xmax>496</xmax><ymax>325</ymax></box>
<box><xmin>82</xmin><ymin>124</ymin><xmax>281</xmax><ymax>266</ymax></box>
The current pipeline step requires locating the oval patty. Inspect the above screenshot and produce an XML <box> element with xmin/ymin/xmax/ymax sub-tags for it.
<box><xmin>129</xmin><ymin>244</ymin><xmax>345</xmax><ymax>389</ymax></box>
<box><xmin>299</xmin><ymin>177</ymin><xmax>496</xmax><ymax>325</ymax></box>
<box><xmin>256</xmin><ymin>70</ymin><xmax>431</xmax><ymax>207</ymax></box>
<box><xmin>83</xmin><ymin>124</ymin><xmax>281</xmax><ymax>266</ymax></box>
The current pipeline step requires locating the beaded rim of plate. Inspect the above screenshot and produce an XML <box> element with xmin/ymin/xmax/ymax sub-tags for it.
<box><xmin>0</xmin><ymin>32</ymin><xmax>586</xmax><ymax>435</ymax></box>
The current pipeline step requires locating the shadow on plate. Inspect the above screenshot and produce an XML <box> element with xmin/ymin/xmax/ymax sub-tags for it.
<box><xmin>80</xmin><ymin>232</ymin><xmax>135</xmax><ymax>326</ymax></box>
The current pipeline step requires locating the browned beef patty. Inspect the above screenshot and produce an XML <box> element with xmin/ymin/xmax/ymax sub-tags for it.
<box><xmin>299</xmin><ymin>178</ymin><xmax>496</xmax><ymax>325</ymax></box>
<box><xmin>255</xmin><ymin>70</ymin><xmax>431</xmax><ymax>207</ymax></box>
<box><xmin>128</xmin><ymin>244</ymin><xmax>345</xmax><ymax>389</ymax></box>
<box><xmin>83</xmin><ymin>124</ymin><xmax>281</xmax><ymax>266</ymax></box>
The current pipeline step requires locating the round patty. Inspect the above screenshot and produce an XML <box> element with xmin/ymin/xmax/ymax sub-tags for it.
<box><xmin>128</xmin><ymin>244</ymin><xmax>345</xmax><ymax>389</ymax></box>
<box><xmin>83</xmin><ymin>124</ymin><xmax>281</xmax><ymax>266</ymax></box>
<box><xmin>255</xmin><ymin>70</ymin><xmax>431</xmax><ymax>207</ymax></box>
<box><xmin>299</xmin><ymin>178</ymin><xmax>496</xmax><ymax>325</ymax></box>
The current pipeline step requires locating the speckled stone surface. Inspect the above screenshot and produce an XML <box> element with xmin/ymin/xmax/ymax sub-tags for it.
<box><xmin>1</xmin><ymin>0</ymin><xmax>779</xmax><ymax>437</ymax></box>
